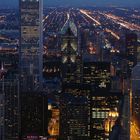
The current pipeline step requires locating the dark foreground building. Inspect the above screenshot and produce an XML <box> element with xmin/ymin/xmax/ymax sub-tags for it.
<box><xmin>20</xmin><ymin>92</ymin><xmax>48</xmax><ymax>139</ymax></box>
<box><xmin>0</xmin><ymin>79</ymin><xmax>19</xmax><ymax>140</ymax></box>
<box><xmin>60</xmin><ymin>84</ymin><xmax>90</xmax><ymax>140</ymax></box>
<box><xmin>90</xmin><ymin>91</ymin><xmax>122</xmax><ymax>140</ymax></box>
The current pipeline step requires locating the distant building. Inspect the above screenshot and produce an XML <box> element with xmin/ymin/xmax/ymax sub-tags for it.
<box><xmin>137</xmin><ymin>41</ymin><xmax>140</xmax><ymax>62</ymax></box>
<box><xmin>19</xmin><ymin>0</ymin><xmax>43</xmax><ymax>92</ymax></box>
<box><xmin>83</xmin><ymin>62</ymin><xmax>111</xmax><ymax>91</ymax></box>
<box><xmin>132</xmin><ymin>63</ymin><xmax>140</xmax><ymax>127</ymax></box>
<box><xmin>43</xmin><ymin>59</ymin><xmax>61</xmax><ymax>80</ymax></box>
<box><xmin>125</xmin><ymin>33</ymin><xmax>138</xmax><ymax>76</ymax></box>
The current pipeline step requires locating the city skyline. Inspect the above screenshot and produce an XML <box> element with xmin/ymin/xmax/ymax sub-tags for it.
<box><xmin>0</xmin><ymin>0</ymin><xmax>140</xmax><ymax>8</ymax></box>
<box><xmin>0</xmin><ymin>0</ymin><xmax>140</xmax><ymax>138</ymax></box>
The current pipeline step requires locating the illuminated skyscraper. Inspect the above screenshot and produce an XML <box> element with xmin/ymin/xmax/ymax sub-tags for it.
<box><xmin>83</xmin><ymin>61</ymin><xmax>123</xmax><ymax>139</ymax></box>
<box><xmin>60</xmin><ymin>20</ymin><xmax>90</xmax><ymax>139</ymax></box>
<box><xmin>61</xmin><ymin>19</ymin><xmax>81</xmax><ymax>84</ymax></box>
<box><xmin>19</xmin><ymin>0</ymin><xmax>43</xmax><ymax>92</ymax></box>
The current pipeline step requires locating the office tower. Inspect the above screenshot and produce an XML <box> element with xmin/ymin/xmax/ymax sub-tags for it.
<box><xmin>61</xmin><ymin>19</ymin><xmax>82</xmax><ymax>84</ymax></box>
<box><xmin>20</xmin><ymin>92</ymin><xmax>48</xmax><ymax>139</ymax></box>
<box><xmin>125</xmin><ymin>33</ymin><xmax>137</xmax><ymax>76</ymax></box>
<box><xmin>43</xmin><ymin>59</ymin><xmax>61</xmax><ymax>80</ymax></box>
<box><xmin>19</xmin><ymin>2</ymin><xmax>48</xmax><ymax>139</ymax></box>
<box><xmin>132</xmin><ymin>63</ymin><xmax>140</xmax><ymax>92</ymax></box>
<box><xmin>83</xmin><ymin>61</ymin><xmax>123</xmax><ymax>139</ymax></box>
<box><xmin>60</xmin><ymin>20</ymin><xmax>90</xmax><ymax>140</ymax></box>
<box><xmin>60</xmin><ymin>84</ymin><xmax>90</xmax><ymax>140</ymax></box>
<box><xmin>19</xmin><ymin>0</ymin><xmax>43</xmax><ymax>92</ymax></box>
<box><xmin>137</xmin><ymin>42</ymin><xmax>140</xmax><ymax>62</ymax></box>
<box><xmin>83</xmin><ymin>62</ymin><xmax>111</xmax><ymax>91</ymax></box>
<box><xmin>91</xmin><ymin>91</ymin><xmax>122</xmax><ymax>140</ymax></box>
<box><xmin>0</xmin><ymin>79</ymin><xmax>19</xmax><ymax>140</ymax></box>
<box><xmin>132</xmin><ymin>63</ymin><xmax>140</xmax><ymax>127</ymax></box>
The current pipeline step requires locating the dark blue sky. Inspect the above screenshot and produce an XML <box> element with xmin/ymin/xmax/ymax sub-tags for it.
<box><xmin>0</xmin><ymin>0</ymin><xmax>140</xmax><ymax>7</ymax></box>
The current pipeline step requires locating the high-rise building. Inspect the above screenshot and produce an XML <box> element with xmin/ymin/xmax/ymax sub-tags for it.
<box><xmin>60</xmin><ymin>20</ymin><xmax>90</xmax><ymax>140</ymax></box>
<box><xmin>91</xmin><ymin>91</ymin><xmax>122</xmax><ymax>140</ymax></box>
<box><xmin>0</xmin><ymin>79</ymin><xmax>19</xmax><ymax>140</ymax></box>
<box><xmin>125</xmin><ymin>33</ymin><xmax>137</xmax><ymax>76</ymax></box>
<box><xmin>19</xmin><ymin>1</ymin><xmax>48</xmax><ymax>139</ymax></box>
<box><xmin>83</xmin><ymin>62</ymin><xmax>111</xmax><ymax>91</ymax></box>
<box><xmin>83</xmin><ymin>61</ymin><xmax>123</xmax><ymax>139</ymax></box>
<box><xmin>20</xmin><ymin>92</ymin><xmax>48</xmax><ymax>139</ymax></box>
<box><xmin>132</xmin><ymin>63</ymin><xmax>140</xmax><ymax>127</ymax></box>
<box><xmin>60</xmin><ymin>84</ymin><xmax>90</xmax><ymax>140</ymax></box>
<box><xmin>19</xmin><ymin>0</ymin><xmax>43</xmax><ymax>92</ymax></box>
<box><xmin>137</xmin><ymin>42</ymin><xmax>140</xmax><ymax>62</ymax></box>
<box><xmin>61</xmin><ymin>19</ymin><xmax>82</xmax><ymax>84</ymax></box>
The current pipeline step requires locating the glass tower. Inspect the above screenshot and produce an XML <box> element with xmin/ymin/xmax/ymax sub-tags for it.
<box><xmin>19</xmin><ymin>0</ymin><xmax>43</xmax><ymax>92</ymax></box>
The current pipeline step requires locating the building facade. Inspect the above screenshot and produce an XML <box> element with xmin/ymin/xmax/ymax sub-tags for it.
<box><xmin>125</xmin><ymin>33</ymin><xmax>138</xmax><ymax>76</ymax></box>
<box><xmin>20</xmin><ymin>92</ymin><xmax>48</xmax><ymax>139</ymax></box>
<box><xmin>0</xmin><ymin>79</ymin><xmax>19</xmax><ymax>140</ymax></box>
<box><xmin>19</xmin><ymin>0</ymin><xmax>43</xmax><ymax>92</ymax></box>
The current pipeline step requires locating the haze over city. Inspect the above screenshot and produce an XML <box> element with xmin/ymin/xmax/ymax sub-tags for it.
<box><xmin>0</xmin><ymin>0</ymin><xmax>140</xmax><ymax>7</ymax></box>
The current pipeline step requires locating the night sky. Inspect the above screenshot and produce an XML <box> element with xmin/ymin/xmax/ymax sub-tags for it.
<box><xmin>0</xmin><ymin>0</ymin><xmax>140</xmax><ymax>7</ymax></box>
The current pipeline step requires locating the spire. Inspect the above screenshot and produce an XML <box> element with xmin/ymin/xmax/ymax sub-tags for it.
<box><xmin>60</xmin><ymin>13</ymin><xmax>78</xmax><ymax>37</ymax></box>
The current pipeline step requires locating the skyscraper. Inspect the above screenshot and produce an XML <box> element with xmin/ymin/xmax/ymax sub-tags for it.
<box><xmin>91</xmin><ymin>91</ymin><xmax>122</xmax><ymax>140</ymax></box>
<box><xmin>61</xmin><ymin>19</ymin><xmax>81</xmax><ymax>84</ymax></box>
<box><xmin>132</xmin><ymin>63</ymin><xmax>140</xmax><ymax>127</ymax></box>
<box><xmin>19</xmin><ymin>1</ymin><xmax>48</xmax><ymax>139</ymax></box>
<box><xmin>20</xmin><ymin>92</ymin><xmax>48</xmax><ymax>139</ymax></box>
<box><xmin>60</xmin><ymin>19</ymin><xmax>90</xmax><ymax>140</ymax></box>
<box><xmin>82</xmin><ymin>61</ymin><xmax>124</xmax><ymax>139</ymax></box>
<box><xmin>19</xmin><ymin>0</ymin><xmax>43</xmax><ymax>92</ymax></box>
<box><xmin>60</xmin><ymin>84</ymin><xmax>90</xmax><ymax>140</ymax></box>
<box><xmin>0</xmin><ymin>79</ymin><xmax>19</xmax><ymax>140</ymax></box>
<box><xmin>126</xmin><ymin>33</ymin><xmax>137</xmax><ymax>76</ymax></box>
